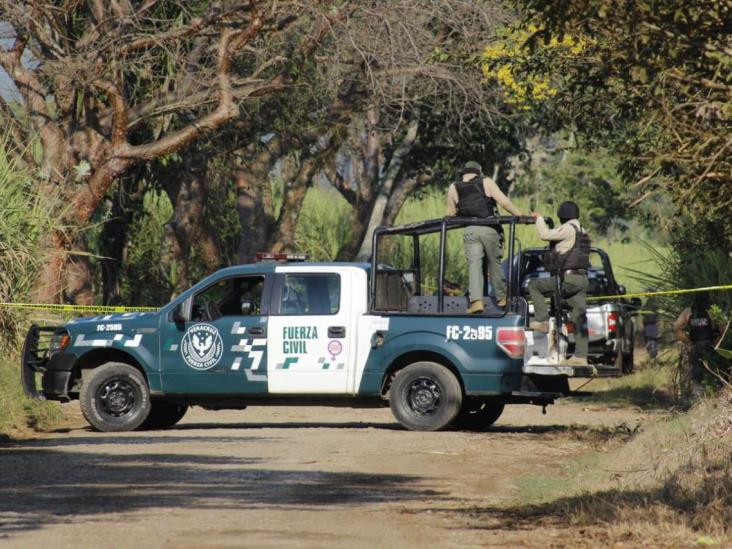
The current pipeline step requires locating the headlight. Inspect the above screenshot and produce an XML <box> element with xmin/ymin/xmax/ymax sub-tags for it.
<box><xmin>50</xmin><ymin>332</ymin><xmax>71</xmax><ymax>353</ymax></box>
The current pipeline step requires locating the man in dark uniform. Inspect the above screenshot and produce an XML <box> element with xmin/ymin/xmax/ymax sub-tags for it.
<box><xmin>674</xmin><ymin>292</ymin><xmax>720</xmax><ymax>395</ymax></box>
<box><xmin>528</xmin><ymin>201</ymin><xmax>591</xmax><ymax>367</ymax></box>
<box><xmin>446</xmin><ymin>161</ymin><xmax>523</xmax><ymax>314</ymax></box>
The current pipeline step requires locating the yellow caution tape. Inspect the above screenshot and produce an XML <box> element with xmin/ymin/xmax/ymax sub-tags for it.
<box><xmin>0</xmin><ymin>302</ymin><xmax>158</xmax><ymax>314</ymax></box>
<box><xmin>587</xmin><ymin>284</ymin><xmax>732</xmax><ymax>302</ymax></box>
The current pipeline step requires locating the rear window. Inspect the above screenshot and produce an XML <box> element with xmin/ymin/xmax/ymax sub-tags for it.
<box><xmin>279</xmin><ymin>274</ymin><xmax>340</xmax><ymax>315</ymax></box>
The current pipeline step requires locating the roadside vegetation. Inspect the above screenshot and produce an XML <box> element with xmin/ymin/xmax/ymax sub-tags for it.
<box><xmin>0</xmin><ymin>135</ymin><xmax>64</xmax><ymax>437</ymax></box>
<box><xmin>510</xmin><ymin>388</ymin><xmax>732</xmax><ymax>547</ymax></box>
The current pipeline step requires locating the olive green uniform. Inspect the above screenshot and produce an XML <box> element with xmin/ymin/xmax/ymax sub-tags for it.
<box><xmin>446</xmin><ymin>176</ymin><xmax>521</xmax><ymax>304</ymax></box>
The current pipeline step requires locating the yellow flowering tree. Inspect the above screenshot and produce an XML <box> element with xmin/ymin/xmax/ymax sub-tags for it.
<box><xmin>481</xmin><ymin>25</ymin><xmax>586</xmax><ymax>109</ymax></box>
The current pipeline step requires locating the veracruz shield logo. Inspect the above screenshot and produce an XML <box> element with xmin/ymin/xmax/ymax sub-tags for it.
<box><xmin>181</xmin><ymin>323</ymin><xmax>223</xmax><ymax>370</ymax></box>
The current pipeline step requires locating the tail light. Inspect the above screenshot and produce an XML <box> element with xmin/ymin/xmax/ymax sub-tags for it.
<box><xmin>607</xmin><ymin>312</ymin><xmax>618</xmax><ymax>335</ymax></box>
<box><xmin>497</xmin><ymin>327</ymin><xmax>526</xmax><ymax>359</ymax></box>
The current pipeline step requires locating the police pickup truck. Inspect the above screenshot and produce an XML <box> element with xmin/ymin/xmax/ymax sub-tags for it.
<box><xmin>22</xmin><ymin>216</ymin><xmax>592</xmax><ymax>433</ymax></box>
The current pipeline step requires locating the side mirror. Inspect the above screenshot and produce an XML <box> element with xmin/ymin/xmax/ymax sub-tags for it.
<box><xmin>241</xmin><ymin>301</ymin><xmax>252</xmax><ymax>315</ymax></box>
<box><xmin>172</xmin><ymin>302</ymin><xmax>187</xmax><ymax>324</ymax></box>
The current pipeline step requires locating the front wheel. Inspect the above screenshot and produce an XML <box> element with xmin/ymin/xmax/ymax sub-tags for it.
<box><xmin>80</xmin><ymin>362</ymin><xmax>151</xmax><ymax>432</ymax></box>
<box><xmin>389</xmin><ymin>362</ymin><xmax>462</xmax><ymax>431</ymax></box>
<box><xmin>454</xmin><ymin>400</ymin><xmax>504</xmax><ymax>431</ymax></box>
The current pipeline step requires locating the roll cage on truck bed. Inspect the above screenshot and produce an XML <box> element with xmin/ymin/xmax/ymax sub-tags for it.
<box><xmin>22</xmin><ymin>215</ymin><xmax>592</xmax><ymax>433</ymax></box>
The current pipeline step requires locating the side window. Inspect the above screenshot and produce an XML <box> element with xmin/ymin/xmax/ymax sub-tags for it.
<box><xmin>280</xmin><ymin>274</ymin><xmax>340</xmax><ymax>315</ymax></box>
<box><xmin>192</xmin><ymin>276</ymin><xmax>265</xmax><ymax>321</ymax></box>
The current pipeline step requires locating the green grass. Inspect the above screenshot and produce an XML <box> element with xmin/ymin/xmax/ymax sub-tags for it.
<box><xmin>575</xmin><ymin>362</ymin><xmax>676</xmax><ymax>410</ymax></box>
<box><xmin>295</xmin><ymin>185</ymin><xmax>353</xmax><ymax>261</ymax></box>
<box><xmin>0</xmin><ymin>133</ymin><xmax>64</xmax><ymax>437</ymax></box>
<box><xmin>0</xmin><ymin>352</ymin><xmax>62</xmax><ymax>438</ymax></box>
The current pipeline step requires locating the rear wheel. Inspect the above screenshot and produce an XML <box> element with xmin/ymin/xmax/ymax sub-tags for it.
<box><xmin>389</xmin><ymin>361</ymin><xmax>462</xmax><ymax>431</ymax></box>
<box><xmin>80</xmin><ymin>362</ymin><xmax>151</xmax><ymax>432</ymax></box>
<box><xmin>454</xmin><ymin>400</ymin><xmax>504</xmax><ymax>431</ymax></box>
<box><xmin>139</xmin><ymin>400</ymin><xmax>188</xmax><ymax>430</ymax></box>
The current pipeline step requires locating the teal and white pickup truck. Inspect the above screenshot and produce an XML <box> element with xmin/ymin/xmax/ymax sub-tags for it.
<box><xmin>22</xmin><ymin>216</ymin><xmax>592</xmax><ymax>433</ymax></box>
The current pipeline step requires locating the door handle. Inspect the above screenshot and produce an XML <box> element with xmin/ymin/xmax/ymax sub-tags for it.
<box><xmin>248</xmin><ymin>326</ymin><xmax>265</xmax><ymax>336</ymax></box>
<box><xmin>328</xmin><ymin>326</ymin><xmax>346</xmax><ymax>338</ymax></box>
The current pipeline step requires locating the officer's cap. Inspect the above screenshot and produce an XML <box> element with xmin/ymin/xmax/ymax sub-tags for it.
<box><xmin>462</xmin><ymin>161</ymin><xmax>482</xmax><ymax>176</ymax></box>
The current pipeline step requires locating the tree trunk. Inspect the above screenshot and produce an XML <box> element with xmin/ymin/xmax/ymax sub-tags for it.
<box><xmin>161</xmin><ymin>160</ymin><xmax>222</xmax><ymax>295</ymax></box>
<box><xmin>234</xmin><ymin>142</ymin><xmax>281</xmax><ymax>263</ymax></box>
<box><xmin>354</xmin><ymin>119</ymin><xmax>419</xmax><ymax>260</ymax></box>
<box><xmin>269</xmin><ymin>146</ymin><xmax>338</xmax><ymax>253</ymax></box>
<box><xmin>63</xmin><ymin>238</ymin><xmax>95</xmax><ymax>305</ymax></box>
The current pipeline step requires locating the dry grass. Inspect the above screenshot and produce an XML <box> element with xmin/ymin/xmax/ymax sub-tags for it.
<box><xmin>505</xmin><ymin>393</ymin><xmax>732</xmax><ymax>547</ymax></box>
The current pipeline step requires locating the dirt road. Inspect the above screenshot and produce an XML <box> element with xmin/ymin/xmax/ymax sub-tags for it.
<box><xmin>0</xmin><ymin>401</ymin><xmax>650</xmax><ymax>548</ymax></box>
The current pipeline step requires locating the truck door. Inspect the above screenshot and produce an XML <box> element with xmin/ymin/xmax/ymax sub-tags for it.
<box><xmin>267</xmin><ymin>270</ymin><xmax>352</xmax><ymax>394</ymax></box>
<box><xmin>160</xmin><ymin>274</ymin><xmax>270</xmax><ymax>394</ymax></box>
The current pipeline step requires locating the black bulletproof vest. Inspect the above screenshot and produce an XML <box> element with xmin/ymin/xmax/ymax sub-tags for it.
<box><xmin>558</xmin><ymin>223</ymin><xmax>591</xmax><ymax>270</ymax></box>
<box><xmin>455</xmin><ymin>177</ymin><xmax>497</xmax><ymax>217</ymax></box>
<box><xmin>689</xmin><ymin>309</ymin><xmax>714</xmax><ymax>341</ymax></box>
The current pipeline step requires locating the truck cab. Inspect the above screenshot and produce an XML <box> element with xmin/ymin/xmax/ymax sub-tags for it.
<box><xmin>22</xmin><ymin>216</ymin><xmax>591</xmax><ymax>433</ymax></box>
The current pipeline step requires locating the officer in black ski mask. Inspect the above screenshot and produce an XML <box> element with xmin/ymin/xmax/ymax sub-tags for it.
<box><xmin>529</xmin><ymin>201</ymin><xmax>591</xmax><ymax>366</ymax></box>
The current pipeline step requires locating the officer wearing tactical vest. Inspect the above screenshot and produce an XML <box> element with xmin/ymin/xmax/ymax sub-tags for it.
<box><xmin>674</xmin><ymin>293</ymin><xmax>720</xmax><ymax>396</ymax></box>
<box><xmin>446</xmin><ymin>161</ymin><xmax>523</xmax><ymax>314</ymax></box>
<box><xmin>529</xmin><ymin>201</ymin><xmax>591</xmax><ymax>366</ymax></box>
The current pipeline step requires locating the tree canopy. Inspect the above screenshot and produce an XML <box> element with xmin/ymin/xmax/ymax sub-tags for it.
<box><xmin>514</xmin><ymin>0</ymin><xmax>732</xmax><ymax>250</ymax></box>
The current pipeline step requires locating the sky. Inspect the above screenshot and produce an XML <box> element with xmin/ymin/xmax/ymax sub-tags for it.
<box><xmin>0</xmin><ymin>21</ymin><xmax>31</xmax><ymax>103</ymax></box>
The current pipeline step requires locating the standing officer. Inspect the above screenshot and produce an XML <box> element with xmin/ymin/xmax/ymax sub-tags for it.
<box><xmin>673</xmin><ymin>292</ymin><xmax>720</xmax><ymax>397</ymax></box>
<box><xmin>528</xmin><ymin>201</ymin><xmax>590</xmax><ymax>366</ymax></box>
<box><xmin>446</xmin><ymin>161</ymin><xmax>523</xmax><ymax>314</ymax></box>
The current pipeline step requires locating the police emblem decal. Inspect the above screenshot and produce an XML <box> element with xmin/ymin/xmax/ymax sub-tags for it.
<box><xmin>181</xmin><ymin>323</ymin><xmax>224</xmax><ymax>370</ymax></box>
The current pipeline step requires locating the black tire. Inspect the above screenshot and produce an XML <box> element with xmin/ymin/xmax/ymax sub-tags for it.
<box><xmin>80</xmin><ymin>362</ymin><xmax>151</xmax><ymax>432</ymax></box>
<box><xmin>389</xmin><ymin>361</ymin><xmax>462</xmax><ymax>431</ymax></box>
<box><xmin>139</xmin><ymin>400</ymin><xmax>189</xmax><ymax>430</ymax></box>
<box><xmin>454</xmin><ymin>400</ymin><xmax>505</xmax><ymax>431</ymax></box>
